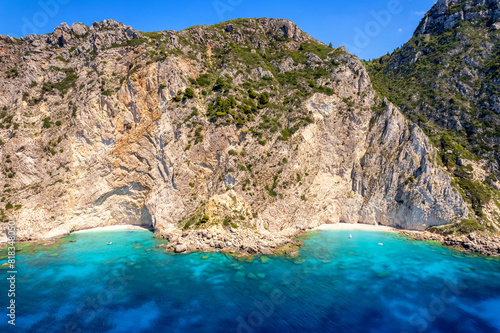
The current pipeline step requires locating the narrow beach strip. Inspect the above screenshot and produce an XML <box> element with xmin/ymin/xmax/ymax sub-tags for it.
<box><xmin>71</xmin><ymin>225</ymin><xmax>153</xmax><ymax>234</ymax></box>
<box><xmin>314</xmin><ymin>223</ymin><xmax>399</xmax><ymax>232</ymax></box>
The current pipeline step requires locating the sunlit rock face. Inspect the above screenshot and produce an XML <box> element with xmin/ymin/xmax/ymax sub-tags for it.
<box><xmin>0</xmin><ymin>18</ymin><xmax>469</xmax><ymax>250</ymax></box>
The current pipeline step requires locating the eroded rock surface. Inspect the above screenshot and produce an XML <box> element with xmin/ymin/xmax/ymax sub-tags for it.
<box><xmin>0</xmin><ymin>18</ymin><xmax>472</xmax><ymax>250</ymax></box>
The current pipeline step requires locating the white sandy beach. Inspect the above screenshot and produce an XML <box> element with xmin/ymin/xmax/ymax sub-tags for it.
<box><xmin>314</xmin><ymin>223</ymin><xmax>398</xmax><ymax>232</ymax></box>
<box><xmin>72</xmin><ymin>225</ymin><xmax>153</xmax><ymax>234</ymax></box>
<box><xmin>73</xmin><ymin>223</ymin><xmax>397</xmax><ymax>235</ymax></box>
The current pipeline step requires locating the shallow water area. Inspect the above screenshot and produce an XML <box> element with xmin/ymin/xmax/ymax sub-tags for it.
<box><xmin>1</xmin><ymin>229</ymin><xmax>499</xmax><ymax>332</ymax></box>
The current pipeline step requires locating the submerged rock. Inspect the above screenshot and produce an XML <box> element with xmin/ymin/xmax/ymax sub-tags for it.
<box><xmin>376</xmin><ymin>272</ymin><xmax>392</xmax><ymax>278</ymax></box>
<box><xmin>259</xmin><ymin>256</ymin><xmax>270</xmax><ymax>264</ymax></box>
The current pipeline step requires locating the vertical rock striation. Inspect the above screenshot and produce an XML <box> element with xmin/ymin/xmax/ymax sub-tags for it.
<box><xmin>0</xmin><ymin>18</ymin><xmax>470</xmax><ymax>250</ymax></box>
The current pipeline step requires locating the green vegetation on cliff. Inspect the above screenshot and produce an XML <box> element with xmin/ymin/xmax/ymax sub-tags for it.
<box><xmin>365</xmin><ymin>0</ymin><xmax>500</xmax><ymax>232</ymax></box>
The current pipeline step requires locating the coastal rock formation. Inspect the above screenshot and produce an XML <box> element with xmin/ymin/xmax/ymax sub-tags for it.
<box><xmin>400</xmin><ymin>230</ymin><xmax>500</xmax><ymax>256</ymax></box>
<box><xmin>0</xmin><ymin>16</ymin><xmax>476</xmax><ymax>250</ymax></box>
<box><xmin>415</xmin><ymin>0</ymin><xmax>499</xmax><ymax>37</ymax></box>
<box><xmin>366</xmin><ymin>0</ymin><xmax>500</xmax><ymax>233</ymax></box>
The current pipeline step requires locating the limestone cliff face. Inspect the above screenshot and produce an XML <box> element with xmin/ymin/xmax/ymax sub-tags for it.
<box><xmin>415</xmin><ymin>0</ymin><xmax>500</xmax><ymax>36</ymax></box>
<box><xmin>0</xmin><ymin>18</ymin><xmax>470</xmax><ymax>249</ymax></box>
<box><xmin>366</xmin><ymin>0</ymin><xmax>500</xmax><ymax>232</ymax></box>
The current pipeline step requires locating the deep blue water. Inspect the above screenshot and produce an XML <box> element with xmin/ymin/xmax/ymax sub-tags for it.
<box><xmin>1</xmin><ymin>229</ymin><xmax>500</xmax><ymax>333</ymax></box>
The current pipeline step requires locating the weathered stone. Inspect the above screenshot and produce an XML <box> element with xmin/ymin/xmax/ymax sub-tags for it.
<box><xmin>1</xmin><ymin>35</ymin><xmax>15</xmax><ymax>44</ymax></box>
<box><xmin>400</xmin><ymin>230</ymin><xmax>500</xmax><ymax>256</ymax></box>
<box><xmin>174</xmin><ymin>244</ymin><xmax>187</xmax><ymax>253</ymax></box>
<box><xmin>0</xmin><ymin>16</ymin><xmax>486</xmax><ymax>254</ymax></box>
<box><xmin>72</xmin><ymin>22</ymin><xmax>88</xmax><ymax>36</ymax></box>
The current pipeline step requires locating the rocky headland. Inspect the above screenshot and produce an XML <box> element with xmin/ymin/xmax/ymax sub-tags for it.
<box><xmin>0</xmin><ymin>1</ymin><xmax>499</xmax><ymax>255</ymax></box>
<box><xmin>400</xmin><ymin>230</ymin><xmax>500</xmax><ymax>256</ymax></box>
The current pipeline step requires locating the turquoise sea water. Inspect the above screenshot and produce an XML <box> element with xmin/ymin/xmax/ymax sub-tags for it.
<box><xmin>1</xmin><ymin>229</ymin><xmax>500</xmax><ymax>333</ymax></box>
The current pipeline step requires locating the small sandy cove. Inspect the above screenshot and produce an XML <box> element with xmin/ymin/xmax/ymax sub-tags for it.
<box><xmin>73</xmin><ymin>223</ymin><xmax>397</xmax><ymax>234</ymax></box>
<box><xmin>72</xmin><ymin>225</ymin><xmax>153</xmax><ymax>234</ymax></box>
<box><xmin>314</xmin><ymin>223</ymin><xmax>398</xmax><ymax>232</ymax></box>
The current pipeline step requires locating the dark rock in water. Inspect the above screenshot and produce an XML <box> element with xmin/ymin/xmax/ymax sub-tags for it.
<box><xmin>376</xmin><ymin>272</ymin><xmax>392</xmax><ymax>278</ymax></box>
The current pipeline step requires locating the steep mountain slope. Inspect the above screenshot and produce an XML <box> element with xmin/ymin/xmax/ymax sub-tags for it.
<box><xmin>0</xmin><ymin>18</ymin><xmax>470</xmax><ymax>252</ymax></box>
<box><xmin>366</xmin><ymin>0</ymin><xmax>500</xmax><ymax>231</ymax></box>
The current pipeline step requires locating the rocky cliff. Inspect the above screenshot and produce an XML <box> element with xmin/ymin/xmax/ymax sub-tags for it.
<box><xmin>0</xmin><ymin>18</ymin><xmax>471</xmax><ymax>252</ymax></box>
<box><xmin>366</xmin><ymin>0</ymin><xmax>500</xmax><ymax>233</ymax></box>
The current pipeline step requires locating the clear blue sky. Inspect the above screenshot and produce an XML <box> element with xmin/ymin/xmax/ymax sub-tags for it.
<box><xmin>0</xmin><ymin>0</ymin><xmax>436</xmax><ymax>60</ymax></box>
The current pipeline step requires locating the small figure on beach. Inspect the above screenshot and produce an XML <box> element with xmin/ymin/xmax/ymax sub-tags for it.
<box><xmin>349</xmin><ymin>234</ymin><xmax>352</xmax><ymax>239</ymax></box>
